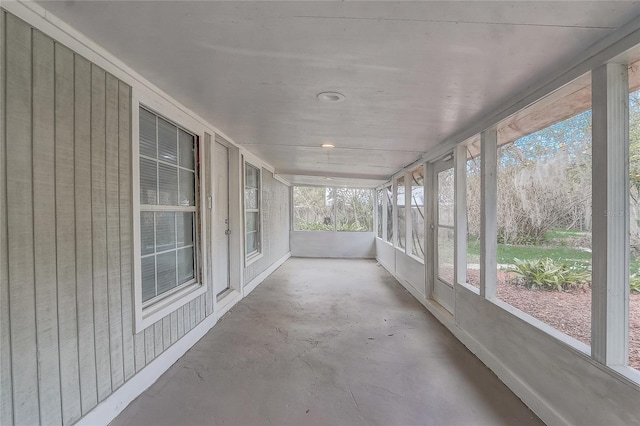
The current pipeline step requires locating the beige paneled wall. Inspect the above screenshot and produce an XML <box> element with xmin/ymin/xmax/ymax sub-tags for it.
<box><xmin>244</xmin><ymin>170</ymin><xmax>291</xmax><ymax>284</ymax></box>
<box><xmin>0</xmin><ymin>12</ymin><xmax>209</xmax><ymax>425</ymax></box>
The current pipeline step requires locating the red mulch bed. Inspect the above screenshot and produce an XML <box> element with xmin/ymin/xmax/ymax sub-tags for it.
<box><xmin>465</xmin><ymin>270</ymin><xmax>640</xmax><ymax>370</ymax></box>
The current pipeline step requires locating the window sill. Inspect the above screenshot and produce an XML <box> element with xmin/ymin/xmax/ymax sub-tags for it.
<box><xmin>136</xmin><ymin>281</ymin><xmax>206</xmax><ymax>333</ymax></box>
<box><xmin>245</xmin><ymin>251</ymin><xmax>264</xmax><ymax>267</ymax></box>
<box><xmin>457</xmin><ymin>281</ymin><xmax>480</xmax><ymax>295</ymax></box>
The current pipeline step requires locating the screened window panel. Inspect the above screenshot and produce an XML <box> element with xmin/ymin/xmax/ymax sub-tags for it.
<box><xmin>158</xmin><ymin>117</ymin><xmax>178</xmax><ymax>164</ymax></box>
<box><xmin>158</xmin><ymin>163</ymin><xmax>178</xmax><ymax>205</ymax></box>
<box><xmin>377</xmin><ymin>189</ymin><xmax>383</xmax><ymax>238</ymax></box>
<box><xmin>437</xmin><ymin>227</ymin><xmax>455</xmax><ymax>284</ymax></box>
<box><xmin>335</xmin><ymin>188</ymin><xmax>373</xmax><ymax>232</ymax></box>
<box><xmin>156</xmin><ymin>252</ymin><xmax>177</xmax><ymax>295</ymax></box>
<box><xmin>177</xmin><ymin>213</ymin><xmax>193</xmax><ymax>247</ymax></box>
<box><xmin>140</xmin><ymin>157</ymin><xmax>157</xmax><ymax>205</ymax></box>
<box><xmin>178</xmin><ymin>129</ymin><xmax>195</xmax><ymax>170</ymax></box>
<box><xmin>155</xmin><ymin>212</ymin><xmax>176</xmax><ymax>253</ymax></box>
<box><xmin>139</xmin><ymin>108</ymin><xmax>157</xmax><ymax>158</ymax></box>
<box><xmin>140</xmin><ymin>212</ymin><xmax>155</xmax><ymax>256</ymax></box>
<box><xmin>244</xmin><ymin>163</ymin><xmax>261</xmax><ymax>256</ymax></box>
<box><xmin>141</xmin><ymin>256</ymin><xmax>156</xmax><ymax>303</ymax></box>
<box><xmin>179</xmin><ymin>169</ymin><xmax>195</xmax><ymax>206</ymax></box>
<box><xmin>177</xmin><ymin>248</ymin><xmax>195</xmax><ymax>285</ymax></box>
<box><xmin>411</xmin><ymin>167</ymin><xmax>425</xmax><ymax>259</ymax></box>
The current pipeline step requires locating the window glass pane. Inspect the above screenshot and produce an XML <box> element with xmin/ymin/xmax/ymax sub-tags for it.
<box><xmin>177</xmin><ymin>247</ymin><xmax>194</xmax><ymax>285</ymax></box>
<box><xmin>178</xmin><ymin>129</ymin><xmax>195</xmax><ymax>170</ymax></box>
<box><xmin>293</xmin><ymin>186</ymin><xmax>334</xmax><ymax>231</ymax></box>
<box><xmin>245</xmin><ymin>187</ymin><xmax>259</xmax><ymax>210</ymax></box>
<box><xmin>140</xmin><ymin>157</ymin><xmax>157</xmax><ymax>205</ymax></box>
<box><xmin>140</xmin><ymin>212</ymin><xmax>155</xmax><ymax>255</ymax></box>
<box><xmin>141</xmin><ymin>256</ymin><xmax>156</xmax><ymax>303</ymax></box>
<box><xmin>158</xmin><ymin>163</ymin><xmax>178</xmax><ymax>205</ymax></box>
<box><xmin>246</xmin><ymin>212</ymin><xmax>259</xmax><ymax>233</ymax></box>
<box><xmin>496</xmin><ymin>74</ymin><xmax>592</xmax><ymax>347</ymax></box>
<box><xmin>629</xmin><ymin>83</ymin><xmax>640</xmax><ymax>370</ymax></box>
<box><xmin>156</xmin><ymin>251</ymin><xmax>177</xmax><ymax>296</ymax></box>
<box><xmin>386</xmin><ymin>186</ymin><xmax>393</xmax><ymax>243</ymax></box>
<box><xmin>465</xmin><ymin>143</ymin><xmax>481</xmax><ymax>288</ymax></box>
<box><xmin>410</xmin><ymin>167</ymin><xmax>425</xmax><ymax>259</ymax></box>
<box><xmin>438</xmin><ymin>227</ymin><xmax>454</xmax><ymax>284</ymax></box>
<box><xmin>139</xmin><ymin>108</ymin><xmax>157</xmax><ymax>159</ymax></box>
<box><xmin>158</xmin><ymin>117</ymin><xmax>177</xmax><ymax>164</ymax></box>
<box><xmin>335</xmin><ymin>189</ymin><xmax>373</xmax><ymax>232</ymax></box>
<box><xmin>438</xmin><ymin>169</ymin><xmax>454</xmax><ymax>227</ymax></box>
<box><xmin>246</xmin><ymin>164</ymin><xmax>258</xmax><ymax>188</ymax></box>
<box><xmin>397</xmin><ymin>177</ymin><xmax>405</xmax><ymax>248</ymax></box>
<box><xmin>246</xmin><ymin>231</ymin><xmax>258</xmax><ymax>254</ymax></box>
<box><xmin>179</xmin><ymin>170</ymin><xmax>195</xmax><ymax>206</ymax></box>
<box><xmin>155</xmin><ymin>212</ymin><xmax>176</xmax><ymax>253</ymax></box>
<box><xmin>177</xmin><ymin>212</ymin><xmax>193</xmax><ymax>247</ymax></box>
<box><xmin>377</xmin><ymin>189</ymin><xmax>383</xmax><ymax>238</ymax></box>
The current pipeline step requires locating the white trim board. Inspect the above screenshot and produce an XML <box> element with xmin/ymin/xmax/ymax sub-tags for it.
<box><xmin>243</xmin><ymin>252</ymin><xmax>291</xmax><ymax>298</ymax></box>
<box><xmin>75</xmin><ymin>312</ymin><xmax>219</xmax><ymax>426</ymax></box>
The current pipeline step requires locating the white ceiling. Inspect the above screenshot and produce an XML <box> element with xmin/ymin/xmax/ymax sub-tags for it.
<box><xmin>36</xmin><ymin>1</ymin><xmax>640</xmax><ymax>187</ymax></box>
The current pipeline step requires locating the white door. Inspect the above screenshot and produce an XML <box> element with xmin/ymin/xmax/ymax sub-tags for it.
<box><xmin>213</xmin><ymin>141</ymin><xmax>230</xmax><ymax>296</ymax></box>
<box><xmin>432</xmin><ymin>158</ymin><xmax>455</xmax><ymax>313</ymax></box>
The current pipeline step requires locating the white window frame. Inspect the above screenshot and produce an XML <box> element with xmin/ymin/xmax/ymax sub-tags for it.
<box><xmin>132</xmin><ymin>101</ymin><xmax>207</xmax><ymax>333</ymax></box>
<box><xmin>244</xmin><ymin>159</ymin><xmax>263</xmax><ymax>265</ymax></box>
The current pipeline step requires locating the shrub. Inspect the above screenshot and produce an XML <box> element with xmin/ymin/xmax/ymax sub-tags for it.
<box><xmin>507</xmin><ymin>257</ymin><xmax>590</xmax><ymax>291</ymax></box>
<box><xmin>630</xmin><ymin>274</ymin><xmax>640</xmax><ymax>293</ymax></box>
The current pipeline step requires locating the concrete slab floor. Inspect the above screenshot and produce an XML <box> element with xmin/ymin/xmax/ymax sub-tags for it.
<box><xmin>112</xmin><ymin>258</ymin><xmax>543</xmax><ymax>426</ymax></box>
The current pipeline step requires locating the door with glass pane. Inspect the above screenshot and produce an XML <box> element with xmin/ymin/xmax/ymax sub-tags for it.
<box><xmin>432</xmin><ymin>158</ymin><xmax>455</xmax><ymax>313</ymax></box>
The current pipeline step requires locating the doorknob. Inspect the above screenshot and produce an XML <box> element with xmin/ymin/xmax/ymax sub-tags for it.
<box><xmin>225</xmin><ymin>230</ymin><xmax>231</xmax><ymax>236</ymax></box>
<box><xmin>430</xmin><ymin>224</ymin><xmax>435</xmax><ymax>230</ymax></box>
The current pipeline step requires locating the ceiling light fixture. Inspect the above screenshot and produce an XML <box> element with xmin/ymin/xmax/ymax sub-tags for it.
<box><xmin>326</xmin><ymin>177</ymin><xmax>333</xmax><ymax>181</ymax></box>
<box><xmin>321</xmin><ymin>143</ymin><xmax>335</xmax><ymax>149</ymax></box>
<box><xmin>317</xmin><ymin>91</ymin><xmax>345</xmax><ymax>103</ymax></box>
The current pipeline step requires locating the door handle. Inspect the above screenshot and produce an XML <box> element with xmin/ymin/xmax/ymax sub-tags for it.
<box><xmin>225</xmin><ymin>230</ymin><xmax>231</xmax><ymax>236</ymax></box>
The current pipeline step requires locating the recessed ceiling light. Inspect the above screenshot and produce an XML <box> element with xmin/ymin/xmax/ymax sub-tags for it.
<box><xmin>321</xmin><ymin>144</ymin><xmax>335</xmax><ymax>149</ymax></box>
<box><xmin>317</xmin><ymin>91</ymin><xmax>345</xmax><ymax>103</ymax></box>
<box><xmin>326</xmin><ymin>177</ymin><xmax>333</xmax><ymax>181</ymax></box>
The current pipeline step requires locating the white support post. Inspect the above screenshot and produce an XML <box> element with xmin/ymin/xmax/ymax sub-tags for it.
<box><xmin>454</xmin><ymin>144</ymin><xmax>468</xmax><ymax>288</ymax></box>
<box><xmin>392</xmin><ymin>178</ymin><xmax>398</xmax><ymax>248</ymax></box>
<box><xmin>425</xmin><ymin>162</ymin><xmax>434</xmax><ymax>299</ymax></box>
<box><xmin>480</xmin><ymin>129</ymin><xmax>497</xmax><ymax>299</ymax></box>
<box><xmin>591</xmin><ymin>63</ymin><xmax>629</xmax><ymax>366</ymax></box>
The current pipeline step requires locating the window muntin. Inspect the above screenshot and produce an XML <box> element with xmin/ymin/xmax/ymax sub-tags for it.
<box><xmin>245</xmin><ymin>163</ymin><xmax>261</xmax><ymax>257</ymax></box>
<box><xmin>410</xmin><ymin>166</ymin><xmax>425</xmax><ymax>259</ymax></box>
<box><xmin>396</xmin><ymin>176</ymin><xmax>406</xmax><ymax>249</ymax></box>
<box><xmin>139</xmin><ymin>107</ymin><xmax>198</xmax><ymax>305</ymax></box>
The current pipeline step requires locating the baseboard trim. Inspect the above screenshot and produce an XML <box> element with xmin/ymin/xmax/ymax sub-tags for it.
<box><xmin>379</xmin><ymin>261</ymin><xmax>567</xmax><ymax>426</ymax></box>
<box><xmin>76</xmin><ymin>312</ymin><xmax>219</xmax><ymax>426</ymax></box>
<box><xmin>243</xmin><ymin>252</ymin><xmax>291</xmax><ymax>297</ymax></box>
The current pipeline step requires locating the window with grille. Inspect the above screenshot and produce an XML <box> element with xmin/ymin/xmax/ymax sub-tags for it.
<box><xmin>245</xmin><ymin>162</ymin><xmax>261</xmax><ymax>258</ymax></box>
<box><xmin>138</xmin><ymin>107</ymin><xmax>199</xmax><ymax>305</ymax></box>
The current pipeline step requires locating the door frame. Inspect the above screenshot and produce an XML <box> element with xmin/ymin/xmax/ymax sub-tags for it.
<box><xmin>212</xmin><ymin>135</ymin><xmax>242</xmax><ymax>310</ymax></box>
<box><xmin>428</xmin><ymin>155</ymin><xmax>455</xmax><ymax>314</ymax></box>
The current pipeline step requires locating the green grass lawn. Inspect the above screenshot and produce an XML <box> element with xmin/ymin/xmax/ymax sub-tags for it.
<box><xmin>466</xmin><ymin>228</ymin><xmax>640</xmax><ymax>270</ymax></box>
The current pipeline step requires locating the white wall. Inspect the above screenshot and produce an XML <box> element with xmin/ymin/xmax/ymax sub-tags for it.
<box><xmin>291</xmin><ymin>231</ymin><xmax>375</xmax><ymax>258</ymax></box>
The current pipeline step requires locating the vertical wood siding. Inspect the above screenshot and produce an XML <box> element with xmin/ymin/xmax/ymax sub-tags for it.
<box><xmin>244</xmin><ymin>170</ymin><xmax>291</xmax><ymax>284</ymax></box>
<box><xmin>1</xmin><ymin>12</ymin><xmax>214</xmax><ymax>424</ymax></box>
